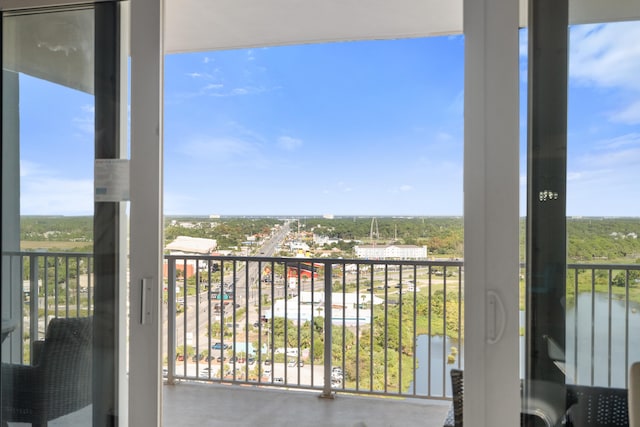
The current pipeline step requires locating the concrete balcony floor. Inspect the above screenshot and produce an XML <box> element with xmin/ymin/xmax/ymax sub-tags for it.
<box><xmin>163</xmin><ymin>381</ymin><xmax>451</xmax><ymax>427</ymax></box>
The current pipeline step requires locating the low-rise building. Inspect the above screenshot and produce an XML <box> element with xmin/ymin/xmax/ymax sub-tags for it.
<box><xmin>164</xmin><ymin>236</ymin><xmax>218</xmax><ymax>278</ymax></box>
<box><xmin>265</xmin><ymin>291</ymin><xmax>384</xmax><ymax>325</ymax></box>
<box><xmin>354</xmin><ymin>244</ymin><xmax>427</xmax><ymax>260</ymax></box>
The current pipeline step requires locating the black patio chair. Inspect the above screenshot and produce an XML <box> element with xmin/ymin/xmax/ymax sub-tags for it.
<box><xmin>1</xmin><ymin>316</ymin><xmax>93</xmax><ymax>427</ymax></box>
<box><xmin>443</xmin><ymin>369</ymin><xmax>463</xmax><ymax>427</ymax></box>
<box><xmin>564</xmin><ymin>384</ymin><xmax>629</xmax><ymax>427</ymax></box>
<box><xmin>444</xmin><ymin>369</ymin><xmax>569</xmax><ymax>427</ymax></box>
<box><xmin>450</xmin><ymin>369</ymin><xmax>464</xmax><ymax>427</ymax></box>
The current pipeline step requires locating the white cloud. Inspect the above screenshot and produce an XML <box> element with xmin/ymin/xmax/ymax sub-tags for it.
<box><xmin>181</xmin><ymin>137</ymin><xmax>257</xmax><ymax>161</ymax></box>
<box><xmin>566</xmin><ymin>131</ymin><xmax>640</xmax><ymax>216</ymax></box>
<box><xmin>20</xmin><ymin>161</ymin><xmax>93</xmax><ymax>215</ymax></box>
<box><xmin>567</xmin><ymin>171</ymin><xmax>582</xmax><ymax>181</ymax></box>
<box><xmin>277</xmin><ymin>136</ymin><xmax>303</xmax><ymax>151</ymax></box>
<box><xmin>204</xmin><ymin>83</ymin><xmax>223</xmax><ymax>90</ymax></box>
<box><xmin>202</xmin><ymin>86</ymin><xmax>268</xmax><ymax>98</ymax></box>
<box><xmin>73</xmin><ymin>104</ymin><xmax>95</xmax><ymax>135</ymax></box>
<box><xmin>436</xmin><ymin>131</ymin><xmax>453</xmax><ymax>143</ymax></box>
<box><xmin>609</xmin><ymin>101</ymin><xmax>640</xmax><ymax>125</ymax></box>
<box><xmin>570</xmin><ymin>23</ymin><xmax>640</xmax><ymax>92</ymax></box>
<box><xmin>164</xmin><ymin>191</ymin><xmax>198</xmax><ymax>215</ymax></box>
<box><xmin>73</xmin><ymin>116</ymin><xmax>94</xmax><ymax>134</ymax></box>
<box><xmin>337</xmin><ymin>182</ymin><xmax>353</xmax><ymax>193</ymax></box>
<box><xmin>399</xmin><ymin>185</ymin><xmax>413</xmax><ymax>192</ymax></box>
<box><xmin>595</xmin><ymin>132</ymin><xmax>640</xmax><ymax>150</ymax></box>
<box><xmin>187</xmin><ymin>72</ymin><xmax>217</xmax><ymax>80</ymax></box>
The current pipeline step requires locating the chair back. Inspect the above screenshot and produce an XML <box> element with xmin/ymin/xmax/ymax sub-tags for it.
<box><xmin>38</xmin><ymin>317</ymin><xmax>93</xmax><ymax>420</ymax></box>
<box><xmin>566</xmin><ymin>384</ymin><xmax>628</xmax><ymax>426</ymax></box>
<box><xmin>630</xmin><ymin>362</ymin><xmax>640</xmax><ymax>427</ymax></box>
<box><xmin>450</xmin><ymin>369</ymin><xmax>464</xmax><ymax>427</ymax></box>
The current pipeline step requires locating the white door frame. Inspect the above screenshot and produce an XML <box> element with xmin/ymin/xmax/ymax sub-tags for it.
<box><xmin>463</xmin><ymin>0</ymin><xmax>521</xmax><ymax>426</ymax></box>
<box><xmin>129</xmin><ymin>0</ymin><xmax>164</xmax><ymax>425</ymax></box>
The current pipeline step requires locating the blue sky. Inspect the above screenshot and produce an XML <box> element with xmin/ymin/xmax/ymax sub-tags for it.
<box><xmin>17</xmin><ymin>21</ymin><xmax>640</xmax><ymax>216</ymax></box>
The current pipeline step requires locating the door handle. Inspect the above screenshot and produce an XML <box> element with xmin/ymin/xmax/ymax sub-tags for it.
<box><xmin>141</xmin><ymin>277</ymin><xmax>153</xmax><ymax>324</ymax></box>
<box><xmin>486</xmin><ymin>290</ymin><xmax>506</xmax><ymax>344</ymax></box>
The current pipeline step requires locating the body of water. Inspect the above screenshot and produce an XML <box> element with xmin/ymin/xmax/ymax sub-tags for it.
<box><xmin>410</xmin><ymin>291</ymin><xmax>640</xmax><ymax>397</ymax></box>
<box><xmin>565</xmin><ymin>292</ymin><xmax>640</xmax><ymax>387</ymax></box>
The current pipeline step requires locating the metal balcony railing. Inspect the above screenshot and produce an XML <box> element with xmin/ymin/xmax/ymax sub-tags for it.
<box><xmin>164</xmin><ymin>255</ymin><xmax>463</xmax><ymax>399</ymax></box>
<box><xmin>2</xmin><ymin>251</ymin><xmax>94</xmax><ymax>364</ymax></box>
<box><xmin>4</xmin><ymin>251</ymin><xmax>640</xmax><ymax>397</ymax></box>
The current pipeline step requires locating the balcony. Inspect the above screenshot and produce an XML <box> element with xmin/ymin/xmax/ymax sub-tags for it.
<box><xmin>3</xmin><ymin>251</ymin><xmax>639</xmax><ymax>425</ymax></box>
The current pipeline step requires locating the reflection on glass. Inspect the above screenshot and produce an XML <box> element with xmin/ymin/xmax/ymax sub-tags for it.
<box><xmin>2</xmin><ymin>7</ymin><xmax>96</xmax><ymax>426</ymax></box>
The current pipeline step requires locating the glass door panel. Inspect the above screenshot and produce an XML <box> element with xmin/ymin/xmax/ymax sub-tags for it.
<box><xmin>1</xmin><ymin>3</ymin><xmax>126</xmax><ymax>426</ymax></box>
<box><xmin>523</xmin><ymin>4</ymin><xmax>640</xmax><ymax>425</ymax></box>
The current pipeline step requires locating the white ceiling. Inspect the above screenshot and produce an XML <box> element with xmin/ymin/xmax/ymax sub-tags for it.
<box><xmin>164</xmin><ymin>0</ymin><xmax>640</xmax><ymax>54</ymax></box>
<box><xmin>2</xmin><ymin>0</ymin><xmax>639</xmax><ymax>94</ymax></box>
<box><xmin>164</xmin><ymin>0</ymin><xmax>463</xmax><ymax>54</ymax></box>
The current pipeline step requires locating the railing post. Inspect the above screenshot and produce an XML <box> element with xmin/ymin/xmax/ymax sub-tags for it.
<box><xmin>320</xmin><ymin>262</ymin><xmax>334</xmax><ymax>399</ymax></box>
<box><xmin>29</xmin><ymin>254</ymin><xmax>39</xmax><ymax>364</ymax></box>
<box><xmin>167</xmin><ymin>258</ymin><xmax>177</xmax><ymax>385</ymax></box>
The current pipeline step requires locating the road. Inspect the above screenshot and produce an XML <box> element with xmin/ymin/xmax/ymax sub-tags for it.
<box><xmin>164</xmin><ymin>221</ymin><xmax>292</xmax><ymax>355</ymax></box>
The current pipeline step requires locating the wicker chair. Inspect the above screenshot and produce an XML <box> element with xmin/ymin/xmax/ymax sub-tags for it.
<box><xmin>447</xmin><ymin>369</ymin><xmax>464</xmax><ymax>427</ymax></box>
<box><xmin>1</xmin><ymin>317</ymin><xmax>92</xmax><ymax>427</ymax></box>
<box><xmin>564</xmin><ymin>384</ymin><xmax>629</xmax><ymax>427</ymax></box>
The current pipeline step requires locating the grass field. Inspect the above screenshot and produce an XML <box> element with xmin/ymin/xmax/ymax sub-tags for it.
<box><xmin>20</xmin><ymin>241</ymin><xmax>92</xmax><ymax>251</ymax></box>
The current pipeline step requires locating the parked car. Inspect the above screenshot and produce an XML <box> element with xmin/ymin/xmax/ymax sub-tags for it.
<box><xmin>274</xmin><ymin>377</ymin><xmax>284</xmax><ymax>384</ymax></box>
<box><xmin>212</xmin><ymin>342</ymin><xmax>229</xmax><ymax>350</ymax></box>
<box><xmin>264</xmin><ymin>359</ymin><xmax>271</xmax><ymax>366</ymax></box>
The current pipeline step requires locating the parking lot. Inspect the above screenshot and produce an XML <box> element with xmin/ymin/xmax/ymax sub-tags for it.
<box><xmin>167</xmin><ymin>360</ymin><xmax>326</xmax><ymax>387</ymax></box>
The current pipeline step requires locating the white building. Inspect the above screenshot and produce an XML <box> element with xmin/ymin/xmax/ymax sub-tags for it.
<box><xmin>354</xmin><ymin>244</ymin><xmax>427</xmax><ymax>260</ymax></box>
<box><xmin>266</xmin><ymin>291</ymin><xmax>384</xmax><ymax>325</ymax></box>
<box><xmin>165</xmin><ymin>235</ymin><xmax>217</xmax><ymax>255</ymax></box>
<box><xmin>164</xmin><ymin>236</ymin><xmax>218</xmax><ymax>275</ymax></box>
<box><xmin>313</xmin><ymin>235</ymin><xmax>339</xmax><ymax>246</ymax></box>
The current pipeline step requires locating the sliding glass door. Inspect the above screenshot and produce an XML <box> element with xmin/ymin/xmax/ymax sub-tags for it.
<box><xmin>523</xmin><ymin>2</ymin><xmax>639</xmax><ymax>426</ymax></box>
<box><xmin>1</xmin><ymin>2</ymin><xmax>128</xmax><ymax>426</ymax></box>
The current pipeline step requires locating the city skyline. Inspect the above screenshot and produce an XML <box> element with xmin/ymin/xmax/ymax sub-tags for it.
<box><xmin>17</xmin><ymin>21</ymin><xmax>640</xmax><ymax>217</ymax></box>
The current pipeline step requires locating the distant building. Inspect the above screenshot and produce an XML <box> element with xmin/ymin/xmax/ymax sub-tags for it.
<box><xmin>166</xmin><ymin>235</ymin><xmax>217</xmax><ymax>254</ymax></box>
<box><xmin>289</xmin><ymin>241</ymin><xmax>310</xmax><ymax>253</ymax></box>
<box><xmin>164</xmin><ymin>236</ymin><xmax>218</xmax><ymax>278</ymax></box>
<box><xmin>265</xmin><ymin>291</ymin><xmax>384</xmax><ymax>325</ymax></box>
<box><xmin>313</xmin><ymin>235</ymin><xmax>339</xmax><ymax>246</ymax></box>
<box><xmin>354</xmin><ymin>244</ymin><xmax>427</xmax><ymax>260</ymax></box>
